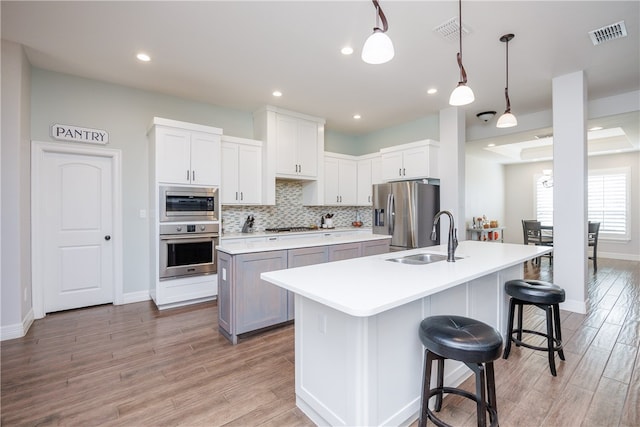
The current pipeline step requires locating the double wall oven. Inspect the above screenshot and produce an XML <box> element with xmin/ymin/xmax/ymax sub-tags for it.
<box><xmin>158</xmin><ymin>186</ymin><xmax>219</xmax><ymax>280</ymax></box>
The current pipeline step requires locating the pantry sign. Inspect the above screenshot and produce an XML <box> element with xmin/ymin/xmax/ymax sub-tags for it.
<box><xmin>51</xmin><ymin>123</ymin><xmax>109</xmax><ymax>145</ymax></box>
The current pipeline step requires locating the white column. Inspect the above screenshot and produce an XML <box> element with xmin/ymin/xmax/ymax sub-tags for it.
<box><xmin>439</xmin><ymin>107</ymin><xmax>466</xmax><ymax>241</ymax></box>
<box><xmin>552</xmin><ymin>71</ymin><xmax>588</xmax><ymax>313</ymax></box>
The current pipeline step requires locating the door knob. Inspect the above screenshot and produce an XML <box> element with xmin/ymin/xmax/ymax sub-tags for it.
<box><xmin>105</xmin><ymin>235</ymin><xmax>111</xmax><ymax>241</ymax></box>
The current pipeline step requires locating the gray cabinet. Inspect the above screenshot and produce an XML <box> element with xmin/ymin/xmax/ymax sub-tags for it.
<box><xmin>287</xmin><ymin>246</ymin><xmax>329</xmax><ymax>319</ymax></box>
<box><xmin>328</xmin><ymin>242</ymin><xmax>362</xmax><ymax>261</ymax></box>
<box><xmin>362</xmin><ymin>239</ymin><xmax>390</xmax><ymax>256</ymax></box>
<box><xmin>218</xmin><ymin>239</ymin><xmax>389</xmax><ymax>344</ymax></box>
<box><xmin>218</xmin><ymin>250</ymin><xmax>287</xmax><ymax>344</ymax></box>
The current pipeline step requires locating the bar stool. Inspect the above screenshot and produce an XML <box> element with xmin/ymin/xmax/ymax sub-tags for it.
<box><xmin>418</xmin><ymin>315</ymin><xmax>503</xmax><ymax>427</ymax></box>
<box><xmin>502</xmin><ymin>279</ymin><xmax>565</xmax><ymax>376</ymax></box>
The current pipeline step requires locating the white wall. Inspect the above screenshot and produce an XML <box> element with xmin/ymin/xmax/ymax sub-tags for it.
<box><xmin>504</xmin><ymin>152</ymin><xmax>639</xmax><ymax>260</ymax></box>
<box><xmin>465</xmin><ymin>157</ymin><xmax>505</xmax><ymax>233</ymax></box>
<box><xmin>1</xmin><ymin>40</ymin><xmax>32</xmax><ymax>339</ymax></box>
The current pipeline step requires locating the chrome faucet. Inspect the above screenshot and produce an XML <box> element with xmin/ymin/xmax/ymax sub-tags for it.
<box><xmin>431</xmin><ymin>210</ymin><xmax>458</xmax><ymax>262</ymax></box>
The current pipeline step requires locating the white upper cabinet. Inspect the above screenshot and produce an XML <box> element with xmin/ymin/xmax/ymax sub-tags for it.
<box><xmin>380</xmin><ymin>140</ymin><xmax>439</xmax><ymax>181</ymax></box>
<box><xmin>356</xmin><ymin>153</ymin><xmax>383</xmax><ymax>206</ymax></box>
<box><xmin>221</xmin><ymin>136</ymin><xmax>262</xmax><ymax>205</ymax></box>
<box><xmin>324</xmin><ymin>153</ymin><xmax>357</xmax><ymax>206</ymax></box>
<box><xmin>254</xmin><ymin>106</ymin><xmax>326</xmax><ymax>205</ymax></box>
<box><xmin>275</xmin><ymin>114</ymin><xmax>319</xmax><ymax>178</ymax></box>
<box><xmin>151</xmin><ymin>118</ymin><xmax>222</xmax><ymax>186</ymax></box>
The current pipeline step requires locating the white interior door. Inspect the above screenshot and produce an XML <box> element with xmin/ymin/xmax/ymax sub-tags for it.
<box><xmin>32</xmin><ymin>142</ymin><xmax>121</xmax><ymax>315</ymax></box>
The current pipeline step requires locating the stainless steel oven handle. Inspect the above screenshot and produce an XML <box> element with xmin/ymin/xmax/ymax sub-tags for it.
<box><xmin>160</xmin><ymin>233</ymin><xmax>219</xmax><ymax>241</ymax></box>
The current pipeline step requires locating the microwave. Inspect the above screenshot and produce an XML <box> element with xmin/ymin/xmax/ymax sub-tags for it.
<box><xmin>159</xmin><ymin>186</ymin><xmax>219</xmax><ymax>222</ymax></box>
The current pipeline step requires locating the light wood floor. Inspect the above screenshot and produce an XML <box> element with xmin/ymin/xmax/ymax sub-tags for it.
<box><xmin>1</xmin><ymin>258</ymin><xmax>638</xmax><ymax>426</ymax></box>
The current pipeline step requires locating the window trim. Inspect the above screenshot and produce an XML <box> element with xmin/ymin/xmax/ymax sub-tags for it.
<box><xmin>534</xmin><ymin>167</ymin><xmax>631</xmax><ymax>242</ymax></box>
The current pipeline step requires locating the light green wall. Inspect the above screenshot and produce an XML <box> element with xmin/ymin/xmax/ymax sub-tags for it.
<box><xmin>326</xmin><ymin>115</ymin><xmax>440</xmax><ymax>156</ymax></box>
<box><xmin>29</xmin><ymin>68</ymin><xmax>442</xmax><ymax>295</ymax></box>
<box><xmin>31</xmin><ymin>68</ymin><xmax>258</xmax><ymax>294</ymax></box>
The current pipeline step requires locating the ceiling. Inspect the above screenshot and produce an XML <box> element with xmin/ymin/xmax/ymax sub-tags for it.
<box><xmin>2</xmin><ymin>1</ymin><xmax>639</xmax><ymax>155</ymax></box>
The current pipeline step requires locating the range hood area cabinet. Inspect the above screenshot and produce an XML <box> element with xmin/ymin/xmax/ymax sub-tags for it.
<box><xmin>253</xmin><ymin>106</ymin><xmax>326</xmax><ymax>205</ymax></box>
<box><xmin>221</xmin><ymin>135</ymin><xmax>262</xmax><ymax>205</ymax></box>
<box><xmin>380</xmin><ymin>139</ymin><xmax>439</xmax><ymax>182</ymax></box>
<box><xmin>149</xmin><ymin>117</ymin><xmax>222</xmax><ymax>186</ymax></box>
<box><xmin>324</xmin><ymin>152</ymin><xmax>357</xmax><ymax>206</ymax></box>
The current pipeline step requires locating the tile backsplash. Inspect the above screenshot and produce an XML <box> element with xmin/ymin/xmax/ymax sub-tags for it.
<box><xmin>221</xmin><ymin>180</ymin><xmax>372</xmax><ymax>234</ymax></box>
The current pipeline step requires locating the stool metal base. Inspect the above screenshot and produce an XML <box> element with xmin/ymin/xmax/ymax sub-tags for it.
<box><xmin>419</xmin><ymin>350</ymin><xmax>498</xmax><ymax>427</ymax></box>
<box><xmin>503</xmin><ymin>298</ymin><xmax>565</xmax><ymax>376</ymax></box>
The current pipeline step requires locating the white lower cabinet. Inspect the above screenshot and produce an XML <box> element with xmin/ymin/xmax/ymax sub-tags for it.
<box><xmin>218</xmin><ymin>239</ymin><xmax>389</xmax><ymax>344</ymax></box>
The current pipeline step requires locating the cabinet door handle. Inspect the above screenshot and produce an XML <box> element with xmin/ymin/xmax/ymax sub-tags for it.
<box><xmin>192</xmin><ymin>170</ymin><xmax>196</xmax><ymax>181</ymax></box>
<box><xmin>403</xmin><ymin>168</ymin><xmax>406</xmax><ymax>176</ymax></box>
<box><xmin>187</xmin><ymin>170</ymin><xmax>190</xmax><ymax>181</ymax></box>
<box><xmin>235</xmin><ymin>191</ymin><xmax>238</xmax><ymax>201</ymax></box>
<box><xmin>399</xmin><ymin>168</ymin><xmax>402</xmax><ymax>176</ymax></box>
<box><xmin>240</xmin><ymin>192</ymin><xmax>243</xmax><ymax>201</ymax></box>
<box><xmin>337</xmin><ymin>195</ymin><xmax>340</xmax><ymax>203</ymax></box>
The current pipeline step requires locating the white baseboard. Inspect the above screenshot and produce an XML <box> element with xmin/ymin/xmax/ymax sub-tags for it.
<box><xmin>599</xmin><ymin>252</ymin><xmax>640</xmax><ymax>262</ymax></box>
<box><xmin>1</xmin><ymin>307</ymin><xmax>34</xmax><ymax>341</ymax></box>
<box><xmin>122</xmin><ymin>290</ymin><xmax>151</xmax><ymax>304</ymax></box>
<box><xmin>561</xmin><ymin>298</ymin><xmax>587</xmax><ymax>314</ymax></box>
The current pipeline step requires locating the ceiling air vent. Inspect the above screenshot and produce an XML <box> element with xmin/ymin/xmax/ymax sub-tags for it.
<box><xmin>433</xmin><ymin>17</ymin><xmax>470</xmax><ymax>42</ymax></box>
<box><xmin>588</xmin><ymin>21</ymin><xmax>627</xmax><ymax>46</ymax></box>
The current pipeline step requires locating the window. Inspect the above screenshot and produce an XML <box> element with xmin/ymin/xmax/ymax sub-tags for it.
<box><xmin>535</xmin><ymin>168</ymin><xmax>630</xmax><ymax>239</ymax></box>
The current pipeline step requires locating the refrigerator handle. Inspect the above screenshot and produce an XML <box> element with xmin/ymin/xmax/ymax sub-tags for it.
<box><xmin>388</xmin><ymin>193</ymin><xmax>395</xmax><ymax>236</ymax></box>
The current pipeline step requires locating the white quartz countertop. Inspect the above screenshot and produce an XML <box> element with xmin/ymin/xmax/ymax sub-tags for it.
<box><xmin>261</xmin><ymin>241</ymin><xmax>552</xmax><ymax>317</ymax></box>
<box><xmin>217</xmin><ymin>231</ymin><xmax>390</xmax><ymax>254</ymax></box>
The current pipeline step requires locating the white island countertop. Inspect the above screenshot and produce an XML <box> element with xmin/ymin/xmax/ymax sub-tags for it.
<box><xmin>217</xmin><ymin>231</ymin><xmax>390</xmax><ymax>255</ymax></box>
<box><xmin>261</xmin><ymin>240</ymin><xmax>552</xmax><ymax>317</ymax></box>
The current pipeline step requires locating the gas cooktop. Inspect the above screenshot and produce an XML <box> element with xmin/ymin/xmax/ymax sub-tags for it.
<box><xmin>264</xmin><ymin>227</ymin><xmax>317</xmax><ymax>233</ymax></box>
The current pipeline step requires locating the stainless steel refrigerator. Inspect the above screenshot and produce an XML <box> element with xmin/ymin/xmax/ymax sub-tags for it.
<box><xmin>372</xmin><ymin>181</ymin><xmax>440</xmax><ymax>251</ymax></box>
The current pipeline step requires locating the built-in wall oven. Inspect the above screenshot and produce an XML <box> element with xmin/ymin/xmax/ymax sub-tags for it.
<box><xmin>159</xmin><ymin>185</ymin><xmax>219</xmax><ymax>222</ymax></box>
<box><xmin>159</xmin><ymin>223</ymin><xmax>219</xmax><ymax>280</ymax></box>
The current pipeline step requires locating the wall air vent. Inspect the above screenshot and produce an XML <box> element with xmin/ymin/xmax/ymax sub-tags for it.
<box><xmin>433</xmin><ymin>17</ymin><xmax>470</xmax><ymax>42</ymax></box>
<box><xmin>588</xmin><ymin>21</ymin><xmax>627</xmax><ymax>46</ymax></box>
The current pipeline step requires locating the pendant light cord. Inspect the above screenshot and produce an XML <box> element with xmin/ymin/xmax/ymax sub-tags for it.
<box><xmin>504</xmin><ymin>37</ymin><xmax>511</xmax><ymax>112</ymax></box>
<box><xmin>372</xmin><ymin>0</ymin><xmax>389</xmax><ymax>32</ymax></box>
<box><xmin>371</xmin><ymin>0</ymin><xmax>389</xmax><ymax>33</ymax></box>
<box><xmin>457</xmin><ymin>0</ymin><xmax>467</xmax><ymax>84</ymax></box>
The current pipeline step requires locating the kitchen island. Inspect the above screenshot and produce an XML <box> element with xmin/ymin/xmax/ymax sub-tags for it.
<box><xmin>261</xmin><ymin>240</ymin><xmax>553</xmax><ymax>427</ymax></box>
<box><xmin>216</xmin><ymin>231</ymin><xmax>391</xmax><ymax>344</ymax></box>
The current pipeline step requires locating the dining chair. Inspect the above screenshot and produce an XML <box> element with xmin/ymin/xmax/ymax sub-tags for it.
<box><xmin>588</xmin><ymin>222</ymin><xmax>601</xmax><ymax>272</ymax></box>
<box><xmin>522</xmin><ymin>220</ymin><xmax>553</xmax><ymax>264</ymax></box>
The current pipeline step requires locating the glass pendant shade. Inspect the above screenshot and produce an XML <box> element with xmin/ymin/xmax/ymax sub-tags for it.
<box><xmin>362</xmin><ymin>29</ymin><xmax>394</xmax><ymax>64</ymax></box>
<box><xmin>496</xmin><ymin>111</ymin><xmax>517</xmax><ymax>128</ymax></box>
<box><xmin>449</xmin><ymin>83</ymin><xmax>475</xmax><ymax>106</ymax></box>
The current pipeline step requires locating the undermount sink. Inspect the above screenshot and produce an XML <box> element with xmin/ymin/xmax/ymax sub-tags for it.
<box><xmin>387</xmin><ymin>253</ymin><xmax>463</xmax><ymax>265</ymax></box>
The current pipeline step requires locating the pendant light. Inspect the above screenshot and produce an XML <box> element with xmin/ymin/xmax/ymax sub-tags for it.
<box><xmin>449</xmin><ymin>0</ymin><xmax>474</xmax><ymax>106</ymax></box>
<box><xmin>496</xmin><ymin>33</ymin><xmax>517</xmax><ymax>128</ymax></box>
<box><xmin>361</xmin><ymin>0</ymin><xmax>394</xmax><ymax>65</ymax></box>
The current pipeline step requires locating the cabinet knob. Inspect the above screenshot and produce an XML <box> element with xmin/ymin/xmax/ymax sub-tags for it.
<box><xmin>104</xmin><ymin>235</ymin><xmax>111</xmax><ymax>241</ymax></box>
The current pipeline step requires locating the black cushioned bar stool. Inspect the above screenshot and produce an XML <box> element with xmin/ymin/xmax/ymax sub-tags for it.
<box><xmin>418</xmin><ymin>315</ymin><xmax>503</xmax><ymax>427</ymax></box>
<box><xmin>503</xmin><ymin>279</ymin><xmax>566</xmax><ymax>376</ymax></box>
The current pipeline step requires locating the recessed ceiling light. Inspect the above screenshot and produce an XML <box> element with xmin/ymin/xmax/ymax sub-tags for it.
<box><xmin>427</xmin><ymin>88</ymin><xmax>438</xmax><ymax>95</ymax></box>
<box><xmin>353</xmin><ymin>114</ymin><xmax>361</xmax><ymax>120</ymax></box>
<box><xmin>589</xmin><ymin>126</ymin><xmax>603</xmax><ymax>131</ymax></box>
<box><xmin>341</xmin><ymin>46</ymin><xmax>354</xmax><ymax>55</ymax></box>
<box><xmin>272</xmin><ymin>91</ymin><xmax>282</xmax><ymax>97</ymax></box>
<box><xmin>487</xmin><ymin>143</ymin><xmax>496</xmax><ymax>147</ymax></box>
<box><xmin>136</xmin><ymin>53</ymin><xmax>151</xmax><ymax>62</ymax></box>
